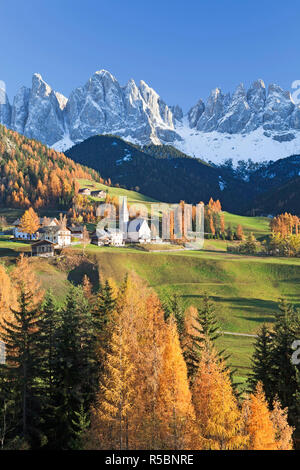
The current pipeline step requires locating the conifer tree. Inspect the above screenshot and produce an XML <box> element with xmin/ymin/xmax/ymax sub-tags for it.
<box><xmin>82</xmin><ymin>274</ymin><xmax>94</xmax><ymax>304</ymax></box>
<box><xmin>38</xmin><ymin>291</ymin><xmax>58</xmax><ymax>396</ymax></box>
<box><xmin>157</xmin><ymin>316</ymin><xmax>199</xmax><ymax>450</ymax></box>
<box><xmin>192</xmin><ymin>346</ymin><xmax>247</xmax><ymax>450</ymax></box>
<box><xmin>164</xmin><ymin>293</ymin><xmax>185</xmax><ymax>337</ymax></box>
<box><xmin>271</xmin><ymin>299</ymin><xmax>300</xmax><ymax>429</ymax></box>
<box><xmin>249</xmin><ymin>324</ymin><xmax>274</xmax><ymax>404</ymax></box>
<box><xmin>270</xmin><ymin>397</ymin><xmax>294</xmax><ymax>450</ymax></box>
<box><xmin>0</xmin><ymin>288</ymin><xmax>42</xmax><ymax>447</ymax></box>
<box><xmin>242</xmin><ymin>382</ymin><xmax>277</xmax><ymax>450</ymax></box>
<box><xmin>88</xmin><ymin>288</ymin><xmax>135</xmax><ymax>450</ymax></box>
<box><xmin>181</xmin><ymin>305</ymin><xmax>205</xmax><ymax>380</ymax></box>
<box><xmin>236</xmin><ymin>224</ymin><xmax>244</xmax><ymax>241</ymax></box>
<box><xmin>197</xmin><ymin>293</ymin><xmax>220</xmax><ymax>342</ymax></box>
<box><xmin>35</xmin><ymin>290</ymin><xmax>60</xmax><ymax>444</ymax></box>
<box><xmin>93</xmin><ymin>279</ymin><xmax>116</xmax><ymax>334</ymax></box>
<box><xmin>12</xmin><ymin>255</ymin><xmax>44</xmax><ymax>308</ymax></box>
<box><xmin>52</xmin><ymin>286</ymin><xmax>95</xmax><ymax>449</ymax></box>
<box><xmin>0</xmin><ymin>264</ymin><xmax>16</xmax><ymax>329</ymax></box>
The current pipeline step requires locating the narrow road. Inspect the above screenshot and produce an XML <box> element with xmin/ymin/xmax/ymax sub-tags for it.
<box><xmin>222</xmin><ymin>331</ymin><xmax>258</xmax><ymax>338</ymax></box>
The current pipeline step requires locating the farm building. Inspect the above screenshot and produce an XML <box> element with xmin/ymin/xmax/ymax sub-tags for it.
<box><xmin>39</xmin><ymin>226</ymin><xmax>71</xmax><ymax>247</ymax></box>
<box><xmin>31</xmin><ymin>240</ymin><xmax>55</xmax><ymax>257</ymax></box>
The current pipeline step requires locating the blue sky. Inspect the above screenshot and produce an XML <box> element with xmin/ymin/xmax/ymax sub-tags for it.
<box><xmin>1</xmin><ymin>0</ymin><xmax>300</xmax><ymax>110</ymax></box>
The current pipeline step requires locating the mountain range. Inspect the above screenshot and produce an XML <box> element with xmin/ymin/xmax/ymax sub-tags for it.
<box><xmin>1</xmin><ymin>71</ymin><xmax>300</xmax><ymax>164</ymax></box>
<box><xmin>66</xmin><ymin>134</ymin><xmax>300</xmax><ymax>215</ymax></box>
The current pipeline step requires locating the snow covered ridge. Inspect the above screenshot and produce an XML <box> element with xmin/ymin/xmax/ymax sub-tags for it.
<box><xmin>1</xmin><ymin>71</ymin><xmax>300</xmax><ymax>163</ymax></box>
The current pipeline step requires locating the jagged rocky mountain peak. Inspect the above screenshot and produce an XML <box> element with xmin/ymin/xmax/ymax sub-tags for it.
<box><xmin>2</xmin><ymin>71</ymin><xmax>300</xmax><ymax>163</ymax></box>
<box><xmin>170</xmin><ymin>105</ymin><xmax>184</xmax><ymax>122</ymax></box>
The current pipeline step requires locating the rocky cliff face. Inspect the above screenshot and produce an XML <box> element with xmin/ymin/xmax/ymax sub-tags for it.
<box><xmin>2</xmin><ymin>71</ymin><xmax>300</xmax><ymax>163</ymax></box>
<box><xmin>187</xmin><ymin>79</ymin><xmax>300</xmax><ymax>136</ymax></box>
<box><xmin>2</xmin><ymin>70</ymin><xmax>179</xmax><ymax>148</ymax></box>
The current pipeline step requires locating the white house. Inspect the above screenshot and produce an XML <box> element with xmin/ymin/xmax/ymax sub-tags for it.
<box><xmin>39</xmin><ymin>226</ymin><xmax>71</xmax><ymax>247</ymax></box>
<box><xmin>13</xmin><ymin>226</ymin><xmax>39</xmax><ymax>240</ymax></box>
<box><xmin>13</xmin><ymin>216</ymin><xmax>59</xmax><ymax>240</ymax></box>
<box><xmin>127</xmin><ymin>218</ymin><xmax>151</xmax><ymax>243</ymax></box>
<box><xmin>107</xmin><ymin>228</ymin><xmax>124</xmax><ymax>246</ymax></box>
<box><xmin>91</xmin><ymin>228</ymin><xmax>124</xmax><ymax>246</ymax></box>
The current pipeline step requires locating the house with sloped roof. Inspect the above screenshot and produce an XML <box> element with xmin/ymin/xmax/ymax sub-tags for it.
<box><xmin>39</xmin><ymin>225</ymin><xmax>71</xmax><ymax>247</ymax></box>
<box><xmin>78</xmin><ymin>188</ymin><xmax>91</xmax><ymax>196</ymax></box>
<box><xmin>91</xmin><ymin>227</ymin><xmax>124</xmax><ymax>246</ymax></box>
<box><xmin>31</xmin><ymin>239</ymin><xmax>55</xmax><ymax>257</ymax></box>
<box><xmin>67</xmin><ymin>224</ymin><xmax>85</xmax><ymax>239</ymax></box>
<box><xmin>127</xmin><ymin>218</ymin><xmax>151</xmax><ymax>243</ymax></box>
<box><xmin>13</xmin><ymin>216</ymin><xmax>59</xmax><ymax>240</ymax></box>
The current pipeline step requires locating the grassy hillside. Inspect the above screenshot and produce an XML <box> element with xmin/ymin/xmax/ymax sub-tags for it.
<box><xmin>77</xmin><ymin>178</ymin><xmax>157</xmax><ymax>205</ymax></box>
<box><xmin>78</xmin><ymin>178</ymin><xmax>270</xmax><ymax>240</ymax></box>
<box><xmin>71</xmin><ymin>247</ymin><xmax>300</xmax><ymax>384</ymax></box>
<box><xmin>67</xmin><ymin>134</ymin><xmax>250</xmax><ymax>213</ymax></box>
<box><xmin>1</xmin><ymin>243</ymin><xmax>297</xmax><ymax>386</ymax></box>
<box><xmin>223</xmin><ymin>212</ymin><xmax>270</xmax><ymax>237</ymax></box>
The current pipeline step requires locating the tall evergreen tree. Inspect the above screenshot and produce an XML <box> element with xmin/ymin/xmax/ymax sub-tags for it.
<box><xmin>164</xmin><ymin>293</ymin><xmax>185</xmax><ymax>337</ymax></box>
<box><xmin>197</xmin><ymin>293</ymin><xmax>220</xmax><ymax>342</ymax></box>
<box><xmin>36</xmin><ymin>290</ymin><xmax>60</xmax><ymax>445</ymax></box>
<box><xmin>52</xmin><ymin>286</ymin><xmax>95</xmax><ymax>449</ymax></box>
<box><xmin>249</xmin><ymin>324</ymin><xmax>275</xmax><ymax>404</ymax></box>
<box><xmin>271</xmin><ymin>299</ymin><xmax>300</xmax><ymax>429</ymax></box>
<box><xmin>249</xmin><ymin>299</ymin><xmax>300</xmax><ymax>437</ymax></box>
<box><xmin>0</xmin><ymin>289</ymin><xmax>42</xmax><ymax>447</ymax></box>
<box><xmin>93</xmin><ymin>279</ymin><xmax>116</xmax><ymax>334</ymax></box>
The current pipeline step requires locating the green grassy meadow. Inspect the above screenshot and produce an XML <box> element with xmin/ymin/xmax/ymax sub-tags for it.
<box><xmin>78</xmin><ymin>178</ymin><xmax>158</xmax><ymax>205</ymax></box>
<box><xmin>1</xmin><ymin>231</ymin><xmax>300</xmax><ymax>386</ymax></box>
<box><xmin>0</xmin><ymin>185</ymin><xmax>296</xmax><ymax>387</ymax></box>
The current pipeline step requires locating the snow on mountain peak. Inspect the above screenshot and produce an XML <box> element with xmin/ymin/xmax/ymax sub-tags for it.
<box><xmin>2</xmin><ymin>71</ymin><xmax>300</xmax><ymax>164</ymax></box>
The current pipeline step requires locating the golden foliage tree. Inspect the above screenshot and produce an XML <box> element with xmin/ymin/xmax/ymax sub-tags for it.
<box><xmin>88</xmin><ymin>274</ymin><xmax>200</xmax><ymax>450</ymax></box>
<box><xmin>192</xmin><ymin>345</ymin><xmax>247</xmax><ymax>450</ymax></box>
<box><xmin>89</xmin><ymin>305</ymin><xmax>135</xmax><ymax>450</ymax></box>
<box><xmin>242</xmin><ymin>382</ymin><xmax>277</xmax><ymax>450</ymax></box>
<box><xmin>11</xmin><ymin>255</ymin><xmax>44</xmax><ymax>308</ymax></box>
<box><xmin>0</xmin><ymin>264</ymin><xmax>17</xmax><ymax>330</ymax></box>
<box><xmin>157</xmin><ymin>316</ymin><xmax>200</xmax><ymax>450</ymax></box>
<box><xmin>19</xmin><ymin>207</ymin><xmax>40</xmax><ymax>239</ymax></box>
<box><xmin>270</xmin><ymin>397</ymin><xmax>294</xmax><ymax>450</ymax></box>
<box><xmin>88</xmin><ymin>274</ymin><xmax>166</xmax><ymax>450</ymax></box>
<box><xmin>236</xmin><ymin>224</ymin><xmax>244</xmax><ymax>241</ymax></box>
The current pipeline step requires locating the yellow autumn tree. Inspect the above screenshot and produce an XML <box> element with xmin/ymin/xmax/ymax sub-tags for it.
<box><xmin>88</xmin><ymin>273</ymin><xmax>165</xmax><ymax>450</ymax></box>
<box><xmin>0</xmin><ymin>264</ymin><xmax>17</xmax><ymax>330</ymax></box>
<box><xmin>87</xmin><ymin>279</ymin><xmax>135</xmax><ymax>450</ymax></box>
<box><xmin>242</xmin><ymin>382</ymin><xmax>277</xmax><ymax>450</ymax></box>
<box><xmin>157</xmin><ymin>316</ymin><xmax>200</xmax><ymax>450</ymax></box>
<box><xmin>19</xmin><ymin>207</ymin><xmax>40</xmax><ymax>239</ymax></box>
<box><xmin>11</xmin><ymin>255</ymin><xmax>44</xmax><ymax>308</ymax></box>
<box><xmin>270</xmin><ymin>397</ymin><xmax>294</xmax><ymax>450</ymax></box>
<box><xmin>82</xmin><ymin>274</ymin><xmax>94</xmax><ymax>303</ymax></box>
<box><xmin>192</xmin><ymin>345</ymin><xmax>247</xmax><ymax>450</ymax></box>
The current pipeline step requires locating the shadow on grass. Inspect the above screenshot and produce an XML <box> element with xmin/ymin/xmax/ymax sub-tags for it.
<box><xmin>68</xmin><ymin>260</ymin><xmax>100</xmax><ymax>292</ymax></box>
<box><xmin>182</xmin><ymin>293</ymin><xmax>278</xmax><ymax>321</ymax></box>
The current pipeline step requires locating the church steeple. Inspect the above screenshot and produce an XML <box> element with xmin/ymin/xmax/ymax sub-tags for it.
<box><xmin>119</xmin><ymin>196</ymin><xmax>129</xmax><ymax>235</ymax></box>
